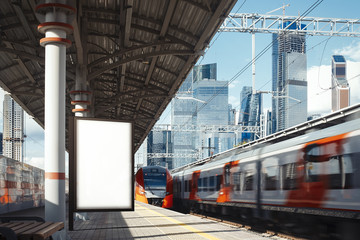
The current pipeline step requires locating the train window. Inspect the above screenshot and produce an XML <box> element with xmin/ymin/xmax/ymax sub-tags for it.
<box><xmin>306</xmin><ymin>161</ymin><xmax>322</xmax><ymax>182</ymax></box>
<box><xmin>209</xmin><ymin>176</ymin><xmax>215</xmax><ymax>191</ymax></box>
<box><xmin>263</xmin><ymin>158</ymin><xmax>279</xmax><ymax>190</ymax></box>
<box><xmin>245</xmin><ymin>169</ymin><xmax>254</xmax><ymax>191</ymax></box>
<box><xmin>233</xmin><ymin>172</ymin><xmax>241</xmax><ymax>192</ymax></box>
<box><xmin>216</xmin><ymin>175</ymin><xmax>222</xmax><ymax>191</ymax></box>
<box><xmin>144</xmin><ymin>171</ymin><xmax>166</xmax><ymax>191</ymax></box>
<box><xmin>326</xmin><ymin>156</ymin><xmax>342</xmax><ymax>189</ymax></box>
<box><xmin>326</xmin><ymin>155</ymin><xmax>354</xmax><ymax>189</ymax></box>
<box><xmin>185</xmin><ymin>180</ymin><xmax>188</xmax><ymax>192</ymax></box>
<box><xmin>224</xmin><ymin>165</ymin><xmax>231</xmax><ymax>186</ymax></box>
<box><xmin>264</xmin><ymin>165</ymin><xmax>278</xmax><ymax>190</ymax></box>
<box><xmin>282</xmin><ymin>163</ymin><xmax>297</xmax><ymax>190</ymax></box>
<box><xmin>203</xmin><ymin>177</ymin><xmax>208</xmax><ymax>192</ymax></box>
<box><xmin>198</xmin><ymin>178</ymin><xmax>202</xmax><ymax>192</ymax></box>
<box><xmin>342</xmin><ymin>154</ymin><xmax>355</xmax><ymax>189</ymax></box>
<box><xmin>305</xmin><ymin>143</ymin><xmax>321</xmax><ymax>163</ymax></box>
<box><xmin>350</xmin><ymin>152</ymin><xmax>360</xmax><ymax>188</ymax></box>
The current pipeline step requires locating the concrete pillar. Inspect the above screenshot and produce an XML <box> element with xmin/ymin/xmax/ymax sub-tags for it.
<box><xmin>36</xmin><ymin>1</ymin><xmax>75</xmax><ymax>239</ymax></box>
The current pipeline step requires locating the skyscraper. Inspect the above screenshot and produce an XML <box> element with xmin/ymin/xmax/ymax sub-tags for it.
<box><xmin>239</xmin><ymin>86</ymin><xmax>262</xmax><ymax>142</ymax></box>
<box><xmin>193</xmin><ymin>78</ymin><xmax>229</xmax><ymax>158</ymax></box>
<box><xmin>171</xmin><ymin>63</ymin><xmax>233</xmax><ymax>168</ymax></box>
<box><xmin>147</xmin><ymin>130</ymin><xmax>172</xmax><ymax>168</ymax></box>
<box><xmin>171</xmin><ymin>72</ymin><xmax>197</xmax><ymax>169</ymax></box>
<box><xmin>3</xmin><ymin>94</ymin><xmax>24</xmax><ymax>162</ymax></box>
<box><xmin>272</xmin><ymin>22</ymin><xmax>307</xmax><ymax>133</ymax></box>
<box><xmin>239</xmin><ymin>86</ymin><xmax>252</xmax><ymax>127</ymax></box>
<box><xmin>193</xmin><ymin>63</ymin><xmax>217</xmax><ymax>83</ymax></box>
<box><xmin>331</xmin><ymin>55</ymin><xmax>349</xmax><ymax>112</ymax></box>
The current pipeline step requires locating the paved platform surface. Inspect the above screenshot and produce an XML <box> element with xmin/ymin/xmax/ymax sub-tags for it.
<box><xmin>1</xmin><ymin>202</ymin><xmax>281</xmax><ymax>239</ymax></box>
<box><xmin>69</xmin><ymin>201</ymin><xmax>274</xmax><ymax>240</ymax></box>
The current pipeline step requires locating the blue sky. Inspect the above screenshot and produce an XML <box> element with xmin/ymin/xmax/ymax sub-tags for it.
<box><xmin>3</xmin><ymin>0</ymin><xmax>360</xmax><ymax>168</ymax></box>
<box><xmin>200</xmin><ymin>0</ymin><xmax>360</xmax><ymax>111</ymax></box>
<box><xmin>158</xmin><ymin>0</ymin><xmax>360</xmax><ymax>124</ymax></box>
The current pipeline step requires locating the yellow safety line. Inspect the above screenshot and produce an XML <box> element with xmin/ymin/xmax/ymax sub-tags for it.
<box><xmin>136</xmin><ymin>203</ymin><xmax>220</xmax><ymax>240</ymax></box>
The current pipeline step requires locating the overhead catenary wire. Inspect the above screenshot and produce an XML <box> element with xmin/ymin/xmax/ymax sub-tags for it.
<box><xmin>149</xmin><ymin>1</ymin><xmax>327</xmax><ymax>162</ymax></box>
<box><xmin>157</xmin><ymin>0</ymin><xmax>248</xmax><ymax>126</ymax></box>
<box><xmin>165</xmin><ymin>0</ymin><xmax>324</xmax><ymax>132</ymax></box>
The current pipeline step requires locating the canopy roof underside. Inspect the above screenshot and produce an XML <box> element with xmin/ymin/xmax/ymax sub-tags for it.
<box><xmin>0</xmin><ymin>0</ymin><xmax>236</xmax><ymax>151</ymax></box>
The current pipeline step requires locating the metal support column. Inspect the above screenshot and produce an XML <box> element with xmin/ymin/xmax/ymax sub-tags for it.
<box><xmin>252</xmin><ymin>32</ymin><xmax>256</xmax><ymax>95</ymax></box>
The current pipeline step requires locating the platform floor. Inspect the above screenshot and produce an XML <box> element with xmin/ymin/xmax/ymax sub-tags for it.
<box><xmin>69</xmin><ymin>201</ymin><xmax>273</xmax><ymax>240</ymax></box>
<box><xmin>0</xmin><ymin>202</ymin><xmax>279</xmax><ymax>239</ymax></box>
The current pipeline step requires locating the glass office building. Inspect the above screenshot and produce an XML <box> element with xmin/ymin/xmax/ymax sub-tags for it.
<box><xmin>272</xmin><ymin>23</ymin><xmax>307</xmax><ymax>132</ymax></box>
<box><xmin>171</xmin><ymin>72</ymin><xmax>197</xmax><ymax>169</ymax></box>
<box><xmin>331</xmin><ymin>55</ymin><xmax>349</xmax><ymax>112</ymax></box>
<box><xmin>193</xmin><ymin>78</ymin><xmax>230</xmax><ymax>158</ymax></box>
<box><xmin>147</xmin><ymin>130</ymin><xmax>173</xmax><ymax>169</ymax></box>
<box><xmin>193</xmin><ymin>63</ymin><xmax>217</xmax><ymax>83</ymax></box>
<box><xmin>239</xmin><ymin>86</ymin><xmax>262</xmax><ymax>142</ymax></box>
<box><xmin>169</xmin><ymin>63</ymin><xmax>235</xmax><ymax>168</ymax></box>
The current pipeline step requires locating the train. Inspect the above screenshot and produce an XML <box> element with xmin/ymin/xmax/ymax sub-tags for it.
<box><xmin>0</xmin><ymin>156</ymin><xmax>44</xmax><ymax>214</ymax></box>
<box><xmin>171</xmin><ymin>105</ymin><xmax>360</xmax><ymax>238</ymax></box>
<box><xmin>135</xmin><ymin>165</ymin><xmax>173</xmax><ymax>208</ymax></box>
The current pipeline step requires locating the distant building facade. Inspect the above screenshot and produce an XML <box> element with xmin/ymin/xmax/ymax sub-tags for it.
<box><xmin>3</xmin><ymin>94</ymin><xmax>24</xmax><ymax>162</ymax></box>
<box><xmin>171</xmin><ymin>72</ymin><xmax>197</xmax><ymax>169</ymax></box>
<box><xmin>168</xmin><ymin>63</ymin><xmax>235</xmax><ymax>168</ymax></box>
<box><xmin>147</xmin><ymin>130</ymin><xmax>173</xmax><ymax>169</ymax></box>
<box><xmin>193</xmin><ymin>63</ymin><xmax>217</xmax><ymax>83</ymax></box>
<box><xmin>193</xmin><ymin>78</ymin><xmax>230</xmax><ymax>159</ymax></box>
<box><xmin>260</xmin><ymin>110</ymin><xmax>272</xmax><ymax>138</ymax></box>
<box><xmin>331</xmin><ymin>55</ymin><xmax>349</xmax><ymax>112</ymax></box>
<box><xmin>272</xmin><ymin>22</ymin><xmax>308</xmax><ymax>133</ymax></box>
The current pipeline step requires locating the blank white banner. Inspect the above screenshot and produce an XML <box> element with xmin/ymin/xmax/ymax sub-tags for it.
<box><xmin>75</xmin><ymin>119</ymin><xmax>133</xmax><ymax>210</ymax></box>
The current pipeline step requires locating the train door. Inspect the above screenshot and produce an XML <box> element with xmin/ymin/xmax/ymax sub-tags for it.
<box><xmin>286</xmin><ymin>133</ymin><xmax>348</xmax><ymax>208</ymax></box>
<box><xmin>189</xmin><ymin>170</ymin><xmax>201</xmax><ymax>201</ymax></box>
<box><xmin>217</xmin><ymin>161</ymin><xmax>239</xmax><ymax>202</ymax></box>
<box><xmin>181</xmin><ymin>173</ymin><xmax>185</xmax><ymax>200</ymax></box>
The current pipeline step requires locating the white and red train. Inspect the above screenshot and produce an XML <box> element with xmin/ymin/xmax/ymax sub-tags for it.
<box><xmin>135</xmin><ymin>166</ymin><xmax>173</xmax><ymax>208</ymax></box>
<box><xmin>171</xmin><ymin>106</ymin><xmax>360</xmax><ymax>236</ymax></box>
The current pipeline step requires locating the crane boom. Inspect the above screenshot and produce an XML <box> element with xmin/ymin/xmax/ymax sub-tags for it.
<box><xmin>220</xmin><ymin>13</ymin><xmax>360</xmax><ymax>37</ymax></box>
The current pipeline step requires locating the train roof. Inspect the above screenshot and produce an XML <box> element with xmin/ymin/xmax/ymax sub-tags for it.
<box><xmin>171</xmin><ymin>103</ymin><xmax>360</xmax><ymax>175</ymax></box>
<box><xmin>139</xmin><ymin>165</ymin><xmax>168</xmax><ymax>172</ymax></box>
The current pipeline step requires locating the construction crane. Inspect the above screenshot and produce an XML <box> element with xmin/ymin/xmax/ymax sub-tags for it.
<box><xmin>266</xmin><ymin>3</ymin><xmax>290</xmax><ymax>15</ymax></box>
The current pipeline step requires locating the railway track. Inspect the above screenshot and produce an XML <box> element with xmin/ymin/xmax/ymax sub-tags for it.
<box><xmin>190</xmin><ymin>211</ymin><xmax>309</xmax><ymax>240</ymax></box>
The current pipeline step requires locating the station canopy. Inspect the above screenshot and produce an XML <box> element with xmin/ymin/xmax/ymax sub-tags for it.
<box><xmin>0</xmin><ymin>0</ymin><xmax>236</xmax><ymax>151</ymax></box>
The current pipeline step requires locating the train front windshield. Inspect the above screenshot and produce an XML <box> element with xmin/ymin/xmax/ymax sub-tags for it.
<box><xmin>143</xmin><ymin>171</ymin><xmax>167</xmax><ymax>190</ymax></box>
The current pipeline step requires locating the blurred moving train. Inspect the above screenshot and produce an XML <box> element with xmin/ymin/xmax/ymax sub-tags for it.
<box><xmin>135</xmin><ymin>166</ymin><xmax>173</xmax><ymax>208</ymax></box>
<box><xmin>171</xmin><ymin>105</ymin><xmax>360</xmax><ymax>238</ymax></box>
<box><xmin>0</xmin><ymin>156</ymin><xmax>44</xmax><ymax>214</ymax></box>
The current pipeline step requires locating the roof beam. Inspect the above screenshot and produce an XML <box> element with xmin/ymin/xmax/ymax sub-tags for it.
<box><xmin>0</xmin><ymin>46</ymin><xmax>44</xmax><ymax>63</ymax></box>
<box><xmin>88</xmin><ymin>49</ymin><xmax>196</xmax><ymax>80</ymax></box>
<box><xmin>11</xmin><ymin>2</ymin><xmax>37</xmax><ymax>44</ymax></box>
<box><xmin>136</xmin><ymin>0</ymin><xmax>236</xmax><ymax>150</ymax></box>
<box><xmin>89</xmin><ymin>40</ymin><xmax>172</xmax><ymax>68</ymax></box>
<box><xmin>135</xmin><ymin>0</ymin><xmax>178</xmax><ymax>113</ymax></box>
<box><xmin>95</xmin><ymin>93</ymin><xmax>167</xmax><ymax>115</ymax></box>
<box><xmin>11</xmin><ymin>91</ymin><xmax>43</xmax><ymax>97</ymax></box>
